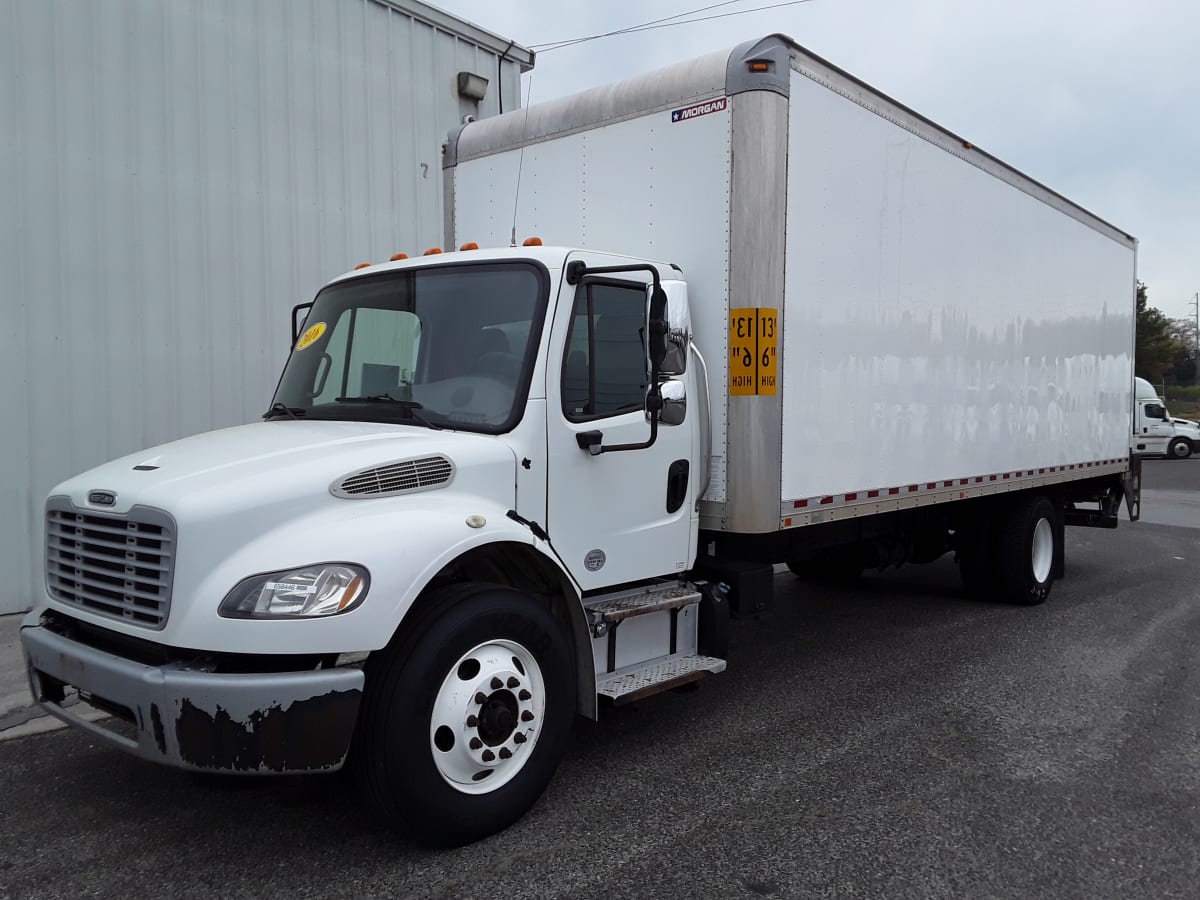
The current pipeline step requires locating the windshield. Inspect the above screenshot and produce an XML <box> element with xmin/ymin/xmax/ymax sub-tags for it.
<box><xmin>271</xmin><ymin>261</ymin><xmax>548</xmax><ymax>431</ymax></box>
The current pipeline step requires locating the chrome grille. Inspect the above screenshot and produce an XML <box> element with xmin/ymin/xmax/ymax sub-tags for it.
<box><xmin>45</xmin><ymin>499</ymin><xmax>175</xmax><ymax>629</ymax></box>
<box><xmin>332</xmin><ymin>455</ymin><xmax>455</xmax><ymax>498</ymax></box>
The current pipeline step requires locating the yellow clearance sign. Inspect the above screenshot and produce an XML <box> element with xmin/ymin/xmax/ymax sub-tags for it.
<box><xmin>729</xmin><ymin>307</ymin><xmax>778</xmax><ymax>396</ymax></box>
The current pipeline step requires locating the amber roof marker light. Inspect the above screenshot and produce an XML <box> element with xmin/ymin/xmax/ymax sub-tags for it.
<box><xmin>522</xmin><ymin>237</ymin><xmax>543</xmax><ymax>247</ymax></box>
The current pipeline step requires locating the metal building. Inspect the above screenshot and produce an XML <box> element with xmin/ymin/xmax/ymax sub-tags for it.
<box><xmin>0</xmin><ymin>0</ymin><xmax>534</xmax><ymax>614</ymax></box>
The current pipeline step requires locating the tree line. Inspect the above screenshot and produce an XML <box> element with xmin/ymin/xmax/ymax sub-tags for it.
<box><xmin>1136</xmin><ymin>282</ymin><xmax>1197</xmax><ymax>386</ymax></box>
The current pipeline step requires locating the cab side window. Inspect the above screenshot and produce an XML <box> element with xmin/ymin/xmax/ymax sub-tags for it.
<box><xmin>1145</xmin><ymin>403</ymin><xmax>1166</xmax><ymax>420</ymax></box>
<box><xmin>561</xmin><ymin>282</ymin><xmax>647</xmax><ymax>420</ymax></box>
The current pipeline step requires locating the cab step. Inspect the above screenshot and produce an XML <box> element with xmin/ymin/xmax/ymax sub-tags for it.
<box><xmin>585</xmin><ymin>581</ymin><xmax>702</xmax><ymax>631</ymax></box>
<box><xmin>597</xmin><ymin>654</ymin><xmax>727</xmax><ymax>705</ymax></box>
<box><xmin>584</xmin><ymin>580</ymin><xmax>726</xmax><ymax>704</ymax></box>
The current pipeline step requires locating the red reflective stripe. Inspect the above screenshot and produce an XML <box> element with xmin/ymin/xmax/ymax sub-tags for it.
<box><xmin>819</xmin><ymin>496</ymin><xmax>833</xmax><ymax>505</ymax></box>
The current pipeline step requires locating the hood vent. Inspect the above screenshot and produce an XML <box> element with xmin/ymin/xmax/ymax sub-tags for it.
<box><xmin>331</xmin><ymin>455</ymin><xmax>455</xmax><ymax>499</ymax></box>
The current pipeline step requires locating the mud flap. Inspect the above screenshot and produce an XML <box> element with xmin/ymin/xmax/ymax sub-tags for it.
<box><xmin>1123</xmin><ymin>455</ymin><xmax>1141</xmax><ymax>522</ymax></box>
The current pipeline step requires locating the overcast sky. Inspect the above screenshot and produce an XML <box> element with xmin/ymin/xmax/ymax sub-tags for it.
<box><xmin>438</xmin><ymin>0</ymin><xmax>1199</xmax><ymax>321</ymax></box>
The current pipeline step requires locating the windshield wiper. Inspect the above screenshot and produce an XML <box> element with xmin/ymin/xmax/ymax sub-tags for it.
<box><xmin>263</xmin><ymin>402</ymin><xmax>304</xmax><ymax>420</ymax></box>
<box><xmin>334</xmin><ymin>395</ymin><xmax>444</xmax><ymax>430</ymax></box>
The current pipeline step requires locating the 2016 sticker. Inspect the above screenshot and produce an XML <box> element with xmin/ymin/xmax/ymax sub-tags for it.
<box><xmin>296</xmin><ymin>321</ymin><xmax>327</xmax><ymax>350</ymax></box>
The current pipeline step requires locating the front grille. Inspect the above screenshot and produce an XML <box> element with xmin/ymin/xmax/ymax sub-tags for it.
<box><xmin>45</xmin><ymin>498</ymin><xmax>176</xmax><ymax>629</ymax></box>
<box><xmin>331</xmin><ymin>455</ymin><xmax>454</xmax><ymax>498</ymax></box>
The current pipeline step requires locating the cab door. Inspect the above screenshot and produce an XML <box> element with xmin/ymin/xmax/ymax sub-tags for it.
<box><xmin>544</xmin><ymin>256</ymin><xmax>695</xmax><ymax>591</ymax></box>
<box><xmin>1134</xmin><ymin>399</ymin><xmax>1174</xmax><ymax>455</ymax></box>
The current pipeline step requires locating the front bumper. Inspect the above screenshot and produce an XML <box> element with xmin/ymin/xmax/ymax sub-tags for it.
<box><xmin>21</xmin><ymin>617</ymin><xmax>364</xmax><ymax>774</ymax></box>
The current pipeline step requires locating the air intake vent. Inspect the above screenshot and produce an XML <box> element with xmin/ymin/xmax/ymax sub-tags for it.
<box><xmin>331</xmin><ymin>456</ymin><xmax>455</xmax><ymax>499</ymax></box>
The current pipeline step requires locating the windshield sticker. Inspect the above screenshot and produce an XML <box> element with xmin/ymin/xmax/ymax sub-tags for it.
<box><xmin>296</xmin><ymin>321</ymin><xmax>326</xmax><ymax>350</ymax></box>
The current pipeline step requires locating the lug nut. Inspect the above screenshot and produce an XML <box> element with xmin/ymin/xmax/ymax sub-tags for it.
<box><xmin>469</xmin><ymin>737</ymin><xmax>482</xmax><ymax>750</ymax></box>
<box><xmin>518</xmin><ymin>689</ymin><xmax>531</xmax><ymax>701</ymax></box>
<box><xmin>482</xmin><ymin>750</ymin><xmax>495</xmax><ymax>762</ymax></box>
<box><xmin>466</xmin><ymin>715</ymin><xmax>478</xmax><ymax>727</ymax></box>
<box><xmin>474</xmin><ymin>692</ymin><xmax>487</xmax><ymax>705</ymax></box>
<box><xmin>507</xmin><ymin>676</ymin><xmax>519</xmax><ymax>688</ymax></box>
<box><xmin>499</xmin><ymin>748</ymin><xmax>512</xmax><ymax>759</ymax></box>
<box><xmin>490</xmin><ymin>677</ymin><xmax>503</xmax><ymax>690</ymax></box>
<box><xmin>513</xmin><ymin>732</ymin><xmax>527</xmax><ymax>744</ymax></box>
<box><xmin>521</xmin><ymin>710</ymin><xmax>534</xmax><ymax>722</ymax></box>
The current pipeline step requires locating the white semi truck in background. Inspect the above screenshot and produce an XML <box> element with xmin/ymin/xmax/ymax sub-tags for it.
<box><xmin>1133</xmin><ymin>376</ymin><xmax>1199</xmax><ymax>459</ymax></box>
<box><xmin>22</xmin><ymin>35</ymin><xmax>1141</xmax><ymax>846</ymax></box>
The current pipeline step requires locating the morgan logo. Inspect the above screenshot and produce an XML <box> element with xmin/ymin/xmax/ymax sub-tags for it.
<box><xmin>87</xmin><ymin>490</ymin><xmax>117</xmax><ymax>507</ymax></box>
<box><xmin>670</xmin><ymin>97</ymin><xmax>728</xmax><ymax>123</ymax></box>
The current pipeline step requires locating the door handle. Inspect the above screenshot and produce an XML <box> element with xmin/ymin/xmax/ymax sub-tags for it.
<box><xmin>576</xmin><ymin>430</ymin><xmax>603</xmax><ymax>455</ymax></box>
<box><xmin>666</xmin><ymin>459</ymin><xmax>690</xmax><ymax>513</ymax></box>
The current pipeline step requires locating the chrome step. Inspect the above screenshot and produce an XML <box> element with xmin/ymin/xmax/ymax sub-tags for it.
<box><xmin>597</xmin><ymin>655</ymin><xmax>727</xmax><ymax>705</ymax></box>
<box><xmin>584</xmin><ymin>581</ymin><xmax>701</xmax><ymax>634</ymax></box>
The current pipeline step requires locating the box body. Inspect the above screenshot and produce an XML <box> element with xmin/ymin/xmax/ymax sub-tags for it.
<box><xmin>447</xmin><ymin>35</ymin><xmax>1137</xmax><ymax>534</ymax></box>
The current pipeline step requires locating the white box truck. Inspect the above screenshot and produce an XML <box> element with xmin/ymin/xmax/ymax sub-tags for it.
<box><xmin>21</xmin><ymin>35</ymin><xmax>1140</xmax><ymax>846</ymax></box>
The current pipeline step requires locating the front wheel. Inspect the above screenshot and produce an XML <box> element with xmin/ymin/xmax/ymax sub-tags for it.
<box><xmin>354</xmin><ymin>584</ymin><xmax>576</xmax><ymax>846</ymax></box>
<box><xmin>1169</xmin><ymin>437</ymin><xmax>1192</xmax><ymax>460</ymax></box>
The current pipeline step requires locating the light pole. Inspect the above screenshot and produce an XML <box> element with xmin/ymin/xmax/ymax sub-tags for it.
<box><xmin>1191</xmin><ymin>291</ymin><xmax>1199</xmax><ymax>361</ymax></box>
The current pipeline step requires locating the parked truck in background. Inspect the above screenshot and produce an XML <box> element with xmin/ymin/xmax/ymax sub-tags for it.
<box><xmin>1133</xmin><ymin>376</ymin><xmax>1198</xmax><ymax>459</ymax></box>
<box><xmin>21</xmin><ymin>35</ymin><xmax>1140</xmax><ymax>846</ymax></box>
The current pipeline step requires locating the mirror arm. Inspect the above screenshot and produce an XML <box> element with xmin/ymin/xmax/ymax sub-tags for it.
<box><xmin>291</xmin><ymin>302</ymin><xmax>314</xmax><ymax>344</ymax></box>
<box><xmin>591</xmin><ymin>398</ymin><xmax>660</xmax><ymax>454</ymax></box>
<box><xmin>568</xmin><ymin>261</ymin><xmax>669</xmax><ymax>455</ymax></box>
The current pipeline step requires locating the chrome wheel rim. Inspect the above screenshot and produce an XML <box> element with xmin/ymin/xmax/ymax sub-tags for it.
<box><xmin>1031</xmin><ymin>517</ymin><xmax>1053</xmax><ymax>584</ymax></box>
<box><xmin>429</xmin><ymin>639</ymin><xmax>545</xmax><ymax>795</ymax></box>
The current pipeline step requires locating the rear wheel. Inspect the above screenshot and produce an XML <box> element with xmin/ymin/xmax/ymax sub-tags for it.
<box><xmin>355</xmin><ymin>584</ymin><xmax>575</xmax><ymax>846</ymax></box>
<box><xmin>1169</xmin><ymin>437</ymin><xmax>1192</xmax><ymax>460</ymax></box>
<box><xmin>995</xmin><ymin>494</ymin><xmax>1058</xmax><ymax>605</ymax></box>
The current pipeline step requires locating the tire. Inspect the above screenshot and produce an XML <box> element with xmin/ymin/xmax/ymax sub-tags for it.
<box><xmin>1168</xmin><ymin>437</ymin><xmax>1192</xmax><ymax>460</ymax></box>
<box><xmin>354</xmin><ymin>584</ymin><xmax>575</xmax><ymax>846</ymax></box>
<box><xmin>995</xmin><ymin>494</ymin><xmax>1058</xmax><ymax>605</ymax></box>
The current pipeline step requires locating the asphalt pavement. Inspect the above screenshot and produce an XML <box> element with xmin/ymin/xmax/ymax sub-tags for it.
<box><xmin>0</xmin><ymin>460</ymin><xmax>1197</xmax><ymax>899</ymax></box>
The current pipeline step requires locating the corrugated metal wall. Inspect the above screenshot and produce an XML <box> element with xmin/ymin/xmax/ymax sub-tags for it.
<box><xmin>0</xmin><ymin>0</ymin><xmax>531</xmax><ymax>614</ymax></box>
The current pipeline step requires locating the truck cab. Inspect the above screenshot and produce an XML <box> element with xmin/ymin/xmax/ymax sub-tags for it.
<box><xmin>1132</xmin><ymin>376</ymin><xmax>1194</xmax><ymax>459</ymax></box>
<box><xmin>21</xmin><ymin>245</ymin><xmax>719</xmax><ymax>846</ymax></box>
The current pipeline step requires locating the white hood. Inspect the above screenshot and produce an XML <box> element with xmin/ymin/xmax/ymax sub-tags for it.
<box><xmin>51</xmin><ymin>420</ymin><xmax>518</xmax><ymax>522</ymax></box>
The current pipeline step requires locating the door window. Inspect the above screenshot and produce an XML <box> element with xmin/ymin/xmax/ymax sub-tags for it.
<box><xmin>561</xmin><ymin>282</ymin><xmax>648</xmax><ymax>420</ymax></box>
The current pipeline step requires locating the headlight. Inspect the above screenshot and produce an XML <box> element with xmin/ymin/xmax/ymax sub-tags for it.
<box><xmin>219</xmin><ymin>563</ymin><xmax>370</xmax><ymax>619</ymax></box>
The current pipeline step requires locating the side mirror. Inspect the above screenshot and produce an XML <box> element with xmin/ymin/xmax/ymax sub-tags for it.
<box><xmin>652</xmin><ymin>281</ymin><xmax>691</xmax><ymax>377</ymax></box>
<box><xmin>657</xmin><ymin>379</ymin><xmax>687</xmax><ymax>426</ymax></box>
<box><xmin>647</xmin><ymin>284</ymin><xmax>668</xmax><ymax>376</ymax></box>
